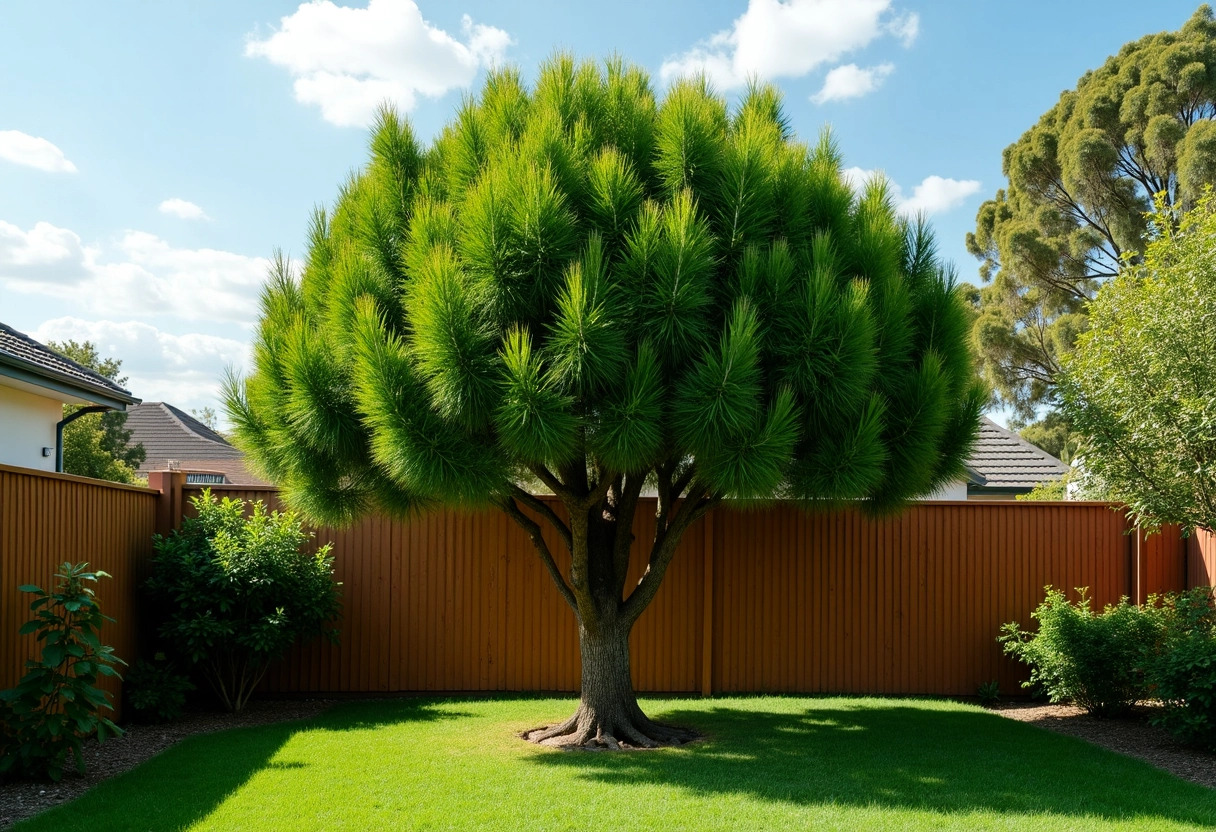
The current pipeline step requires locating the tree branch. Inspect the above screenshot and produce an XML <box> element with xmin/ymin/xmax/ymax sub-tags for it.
<box><xmin>506</xmin><ymin>483</ymin><xmax>573</xmax><ymax>551</ymax></box>
<box><xmin>621</xmin><ymin>485</ymin><xmax>720</xmax><ymax>624</ymax></box>
<box><xmin>496</xmin><ymin>496</ymin><xmax>578</xmax><ymax>612</ymax></box>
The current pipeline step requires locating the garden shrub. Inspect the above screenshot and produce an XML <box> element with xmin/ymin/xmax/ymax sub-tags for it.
<box><xmin>0</xmin><ymin>563</ymin><xmax>124</xmax><ymax>781</ymax></box>
<box><xmin>1147</xmin><ymin>587</ymin><xmax>1216</xmax><ymax>750</ymax></box>
<box><xmin>1000</xmin><ymin>588</ymin><xmax>1161</xmax><ymax>717</ymax></box>
<box><xmin>146</xmin><ymin>491</ymin><xmax>341</xmax><ymax>712</ymax></box>
<box><xmin>125</xmin><ymin>653</ymin><xmax>195</xmax><ymax>723</ymax></box>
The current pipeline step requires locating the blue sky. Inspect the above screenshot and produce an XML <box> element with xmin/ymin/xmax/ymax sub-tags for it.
<box><xmin>0</xmin><ymin>0</ymin><xmax>1203</xmax><ymax>421</ymax></box>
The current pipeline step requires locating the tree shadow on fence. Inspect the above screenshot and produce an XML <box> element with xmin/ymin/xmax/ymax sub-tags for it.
<box><xmin>526</xmin><ymin>700</ymin><xmax>1216</xmax><ymax>827</ymax></box>
<box><xmin>13</xmin><ymin>699</ymin><xmax>468</xmax><ymax>832</ymax></box>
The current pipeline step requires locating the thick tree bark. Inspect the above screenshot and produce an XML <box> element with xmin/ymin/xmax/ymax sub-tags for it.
<box><xmin>523</xmin><ymin>614</ymin><xmax>696</xmax><ymax>749</ymax></box>
<box><xmin>505</xmin><ymin>466</ymin><xmax>716</xmax><ymax>749</ymax></box>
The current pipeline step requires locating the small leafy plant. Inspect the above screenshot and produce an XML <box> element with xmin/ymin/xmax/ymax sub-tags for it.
<box><xmin>0</xmin><ymin>563</ymin><xmax>125</xmax><ymax>781</ymax></box>
<box><xmin>1147</xmin><ymin>587</ymin><xmax>1216</xmax><ymax>750</ymax></box>
<box><xmin>977</xmin><ymin>680</ymin><xmax>1001</xmax><ymax>706</ymax></box>
<box><xmin>125</xmin><ymin>653</ymin><xmax>195</xmax><ymax>723</ymax></box>
<box><xmin>146</xmin><ymin>491</ymin><xmax>341</xmax><ymax>712</ymax></box>
<box><xmin>1000</xmin><ymin>587</ymin><xmax>1160</xmax><ymax>717</ymax></box>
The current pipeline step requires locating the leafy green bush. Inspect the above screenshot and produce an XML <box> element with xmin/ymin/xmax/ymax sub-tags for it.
<box><xmin>146</xmin><ymin>491</ymin><xmax>341</xmax><ymax>712</ymax></box>
<box><xmin>1148</xmin><ymin>587</ymin><xmax>1216</xmax><ymax>750</ymax></box>
<box><xmin>1000</xmin><ymin>588</ymin><xmax>1161</xmax><ymax>717</ymax></box>
<box><xmin>125</xmin><ymin>654</ymin><xmax>195</xmax><ymax>723</ymax></box>
<box><xmin>0</xmin><ymin>563</ymin><xmax>125</xmax><ymax>781</ymax></box>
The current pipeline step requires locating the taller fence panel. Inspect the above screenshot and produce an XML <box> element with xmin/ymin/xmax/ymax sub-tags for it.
<box><xmin>1188</xmin><ymin>528</ymin><xmax>1216</xmax><ymax>589</ymax></box>
<box><xmin>0</xmin><ymin>464</ymin><xmax>158</xmax><ymax>717</ymax></box>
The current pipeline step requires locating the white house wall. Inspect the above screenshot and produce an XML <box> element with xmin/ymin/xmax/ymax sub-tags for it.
<box><xmin>0</xmin><ymin>384</ymin><xmax>60</xmax><ymax>471</ymax></box>
<box><xmin>920</xmin><ymin>479</ymin><xmax>969</xmax><ymax>501</ymax></box>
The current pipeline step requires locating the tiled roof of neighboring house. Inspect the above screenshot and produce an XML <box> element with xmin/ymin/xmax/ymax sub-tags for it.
<box><xmin>0</xmin><ymin>321</ymin><xmax>138</xmax><ymax>408</ymax></box>
<box><xmin>124</xmin><ymin>402</ymin><xmax>268</xmax><ymax>485</ymax></box>
<box><xmin>965</xmin><ymin>417</ymin><xmax>1070</xmax><ymax>494</ymax></box>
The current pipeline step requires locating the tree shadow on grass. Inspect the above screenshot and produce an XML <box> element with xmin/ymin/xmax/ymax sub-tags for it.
<box><xmin>525</xmin><ymin>701</ymin><xmax>1216</xmax><ymax>827</ymax></box>
<box><xmin>12</xmin><ymin>699</ymin><xmax>469</xmax><ymax>832</ymax></box>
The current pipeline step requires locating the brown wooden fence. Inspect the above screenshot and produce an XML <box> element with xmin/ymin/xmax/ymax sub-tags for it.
<box><xmin>0</xmin><ymin>464</ymin><xmax>158</xmax><ymax>718</ymax></box>
<box><xmin>2</xmin><ymin>460</ymin><xmax>1209</xmax><ymax>714</ymax></box>
<box><xmin>177</xmin><ymin>482</ymin><xmax>1199</xmax><ymax>698</ymax></box>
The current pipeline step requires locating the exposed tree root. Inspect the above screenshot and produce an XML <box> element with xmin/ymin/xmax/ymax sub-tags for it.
<box><xmin>522</xmin><ymin>706</ymin><xmax>699</xmax><ymax>751</ymax></box>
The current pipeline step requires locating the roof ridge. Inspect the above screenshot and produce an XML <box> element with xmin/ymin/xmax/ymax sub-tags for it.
<box><xmin>155</xmin><ymin>402</ymin><xmax>233</xmax><ymax>449</ymax></box>
<box><xmin>978</xmin><ymin>416</ymin><xmax>1069</xmax><ymax>471</ymax></box>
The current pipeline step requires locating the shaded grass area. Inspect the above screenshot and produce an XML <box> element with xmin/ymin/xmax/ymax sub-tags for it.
<box><xmin>14</xmin><ymin>696</ymin><xmax>1216</xmax><ymax>831</ymax></box>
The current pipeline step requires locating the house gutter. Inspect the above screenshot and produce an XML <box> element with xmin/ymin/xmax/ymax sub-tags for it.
<box><xmin>56</xmin><ymin>405</ymin><xmax>111</xmax><ymax>473</ymax></box>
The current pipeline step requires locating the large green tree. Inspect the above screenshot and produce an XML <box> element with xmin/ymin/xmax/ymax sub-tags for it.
<box><xmin>49</xmin><ymin>340</ymin><xmax>145</xmax><ymax>484</ymax></box>
<box><xmin>1061</xmin><ymin>192</ymin><xmax>1216</xmax><ymax>532</ymax></box>
<box><xmin>227</xmin><ymin>58</ymin><xmax>984</xmax><ymax>748</ymax></box>
<box><xmin>967</xmin><ymin>5</ymin><xmax>1216</xmax><ymax>421</ymax></box>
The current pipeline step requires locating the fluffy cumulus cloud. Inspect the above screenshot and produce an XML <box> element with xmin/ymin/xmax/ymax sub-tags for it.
<box><xmin>0</xmin><ymin>130</ymin><xmax>77</xmax><ymax>173</ymax></box>
<box><xmin>246</xmin><ymin>0</ymin><xmax>512</xmax><ymax>127</ymax></box>
<box><xmin>811</xmin><ymin>63</ymin><xmax>894</xmax><ymax>104</ymax></box>
<box><xmin>0</xmin><ymin>220</ymin><xmax>268</xmax><ymax>326</ymax></box>
<box><xmin>660</xmin><ymin>0</ymin><xmax>917</xmax><ymax>90</ymax></box>
<box><xmin>842</xmin><ymin>167</ymin><xmax>982</xmax><ymax>217</ymax></box>
<box><xmin>32</xmin><ymin>317</ymin><xmax>249</xmax><ymax>411</ymax></box>
<box><xmin>158</xmin><ymin>198</ymin><xmax>209</xmax><ymax>220</ymax></box>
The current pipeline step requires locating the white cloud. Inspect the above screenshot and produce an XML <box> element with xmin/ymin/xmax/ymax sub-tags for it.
<box><xmin>33</xmin><ymin>317</ymin><xmax>249</xmax><ymax>411</ymax></box>
<box><xmin>246</xmin><ymin>0</ymin><xmax>512</xmax><ymax>127</ymax></box>
<box><xmin>811</xmin><ymin>63</ymin><xmax>894</xmax><ymax>104</ymax></box>
<box><xmin>0</xmin><ymin>131</ymin><xmax>78</xmax><ymax>173</ymax></box>
<box><xmin>886</xmin><ymin>11</ymin><xmax>919</xmax><ymax>47</ymax></box>
<box><xmin>0</xmin><ymin>220</ymin><xmax>269</xmax><ymax>326</ymax></box>
<box><xmin>660</xmin><ymin>0</ymin><xmax>915</xmax><ymax>90</ymax></box>
<box><xmin>842</xmin><ymin>167</ymin><xmax>982</xmax><ymax>217</ymax></box>
<box><xmin>158</xmin><ymin>198</ymin><xmax>209</xmax><ymax>221</ymax></box>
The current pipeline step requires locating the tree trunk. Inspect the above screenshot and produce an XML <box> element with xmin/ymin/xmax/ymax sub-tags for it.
<box><xmin>523</xmin><ymin>614</ymin><xmax>697</xmax><ymax>749</ymax></box>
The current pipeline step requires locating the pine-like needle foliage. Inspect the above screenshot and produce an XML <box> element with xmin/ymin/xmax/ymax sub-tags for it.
<box><xmin>226</xmin><ymin>57</ymin><xmax>984</xmax><ymax>527</ymax></box>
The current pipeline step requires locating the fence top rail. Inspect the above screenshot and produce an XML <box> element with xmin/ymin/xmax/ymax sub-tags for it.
<box><xmin>176</xmin><ymin>482</ymin><xmax>1127</xmax><ymax>511</ymax></box>
<box><xmin>0</xmin><ymin>462</ymin><xmax>158</xmax><ymax>494</ymax></box>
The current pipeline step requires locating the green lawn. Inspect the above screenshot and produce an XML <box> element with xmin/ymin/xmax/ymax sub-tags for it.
<box><xmin>15</xmin><ymin>696</ymin><xmax>1216</xmax><ymax>831</ymax></box>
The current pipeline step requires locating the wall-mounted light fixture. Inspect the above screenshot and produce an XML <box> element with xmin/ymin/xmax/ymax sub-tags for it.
<box><xmin>41</xmin><ymin>447</ymin><xmax>53</xmax><ymax>457</ymax></box>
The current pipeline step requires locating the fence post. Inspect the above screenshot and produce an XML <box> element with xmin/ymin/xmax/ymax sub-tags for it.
<box><xmin>701</xmin><ymin>510</ymin><xmax>715</xmax><ymax>697</ymax></box>
<box><xmin>148</xmin><ymin>470</ymin><xmax>187</xmax><ymax>538</ymax></box>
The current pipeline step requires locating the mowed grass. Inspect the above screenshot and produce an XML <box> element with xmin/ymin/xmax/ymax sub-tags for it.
<box><xmin>14</xmin><ymin>696</ymin><xmax>1216</xmax><ymax>832</ymax></box>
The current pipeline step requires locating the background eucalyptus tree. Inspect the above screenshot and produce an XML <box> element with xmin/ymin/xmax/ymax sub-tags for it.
<box><xmin>967</xmin><ymin>5</ymin><xmax>1216</xmax><ymax>432</ymax></box>
<box><xmin>227</xmin><ymin>56</ymin><xmax>984</xmax><ymax>748</ymax></box>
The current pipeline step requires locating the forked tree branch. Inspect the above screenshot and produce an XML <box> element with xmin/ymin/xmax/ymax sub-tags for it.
<box><xmin>497</xmin><ymin>496</ymin><xmax>578</xmax><ymax>612</ymax></box>
<box><xmin>506</xmin><ymin>483</ymin><xmax>573</xmax><ymax>551</ymax></box>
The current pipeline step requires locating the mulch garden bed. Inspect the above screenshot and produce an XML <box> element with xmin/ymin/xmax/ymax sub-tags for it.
<box><xmin>0</xmin><ymin>699</ymin><xmax>333</xmax><ymax>830</ymax></box>
<box><xmin>991</xmin><ymin>701</ymin><xmax>1216</xmax><ymax>789</ymax></box>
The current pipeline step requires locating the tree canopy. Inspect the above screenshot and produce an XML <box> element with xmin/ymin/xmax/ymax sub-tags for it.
<box><xmin>49</xmin><ymin>340</ymin><xmax>145</xmax><ymax>484</ymax></box>
<box><xmin>227</xmin><ymin>56</ymin><xmax>984</xmax><ymax>748</ymax></box>
<box><xmin>1061</xmin><ymin>191</ymin><xmax>1216</xmax><ymax>532</ymax></box>
<box><xmin>967</xmin><ymin>5</ymin><xmax>1216</xmax><ymax>421</ymax></box>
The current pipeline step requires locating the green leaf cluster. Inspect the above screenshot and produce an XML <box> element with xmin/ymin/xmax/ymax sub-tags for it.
<box><xmin>1148</xmin><ymin>587</ymin><xmax>1216</xmax><ymax>750</ymax></box>
<box><xmin>145</xmin><ymin>491</ymin><xmax>342</xmax><ymax>712</ymax></box>
<box><xmin>1000</xmin><ymin>587</ymin><xmax>1161</xmax><ymax>717</ymax></box>
<box><xmin>967</xmin><ymin>6</ymin><xmax>1216</xmax><ymax>418</ymax></box>
<box><xmin>1060</xmin><ymin>190</ymin><xmax>1216</xmax><ymax>531</ymax></box>
<box><xmin>226</xmin><ymin>56</ymin><xmax>982</xmax><ymax>521</ymax></box>
<box><xmin>0</xmin><ymin>563</ymin><xmax>125</xmax><ymax>782</ymax></box>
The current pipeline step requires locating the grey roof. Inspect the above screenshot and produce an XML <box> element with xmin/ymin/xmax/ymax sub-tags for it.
<box><xmin>965</xmin><ymin>417</ymin><xmax>1070</xmax><ymax>492</ymax></box>
<box><xmin>0</xmin><ymin>321</ymin><xmax>138</xmax><ymax>408</ymax></box>
<box><xmin>124</xmin><ymin>402</ymin><xmax>268</xmax><ymax>485</ymax></box>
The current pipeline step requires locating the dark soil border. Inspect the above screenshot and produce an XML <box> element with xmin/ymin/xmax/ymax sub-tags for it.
<box><xmin>0</xmin><ymin>699</ymin><xmax>333</xmax><ymax>830</ymax></box>
<box><xmin>991</xmin><ymin>701</ymin><xmax>1215</xmax><ymax>789</ymax></box>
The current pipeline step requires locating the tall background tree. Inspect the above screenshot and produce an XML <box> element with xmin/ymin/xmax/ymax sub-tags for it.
<box><xmin>1061</xmin><ymin>192</ymin><xmax>1216</xmax><ymax>532</ymax></box>
<box><xmin>967</xmin><ymin>5</ymin><xmax>1216</xmax><ymax>442</ymax></box>
<box><xmin>227</xmin><ymin>57</ymin><xmax>985</xmax><ymax>749</ymax></box>
<box><xmin>49</xmin><ymin>340</ymin><xmax>145</xmax><ymax>484</ymax></box>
